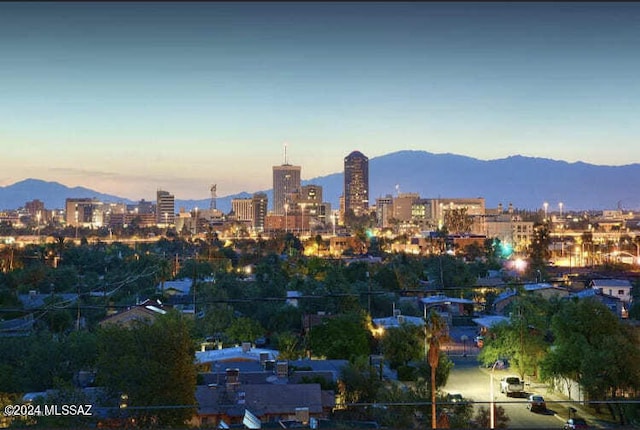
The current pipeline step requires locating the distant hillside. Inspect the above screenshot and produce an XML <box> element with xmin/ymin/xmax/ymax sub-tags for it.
<box><xmin>0</xmin><ymin>179</ymin><xmax>135</xmax><ymax>210</ymax></box>
<box><xmin>2</xmin><ymin>151</ymin><xmax>639</xmax><ymax>211</ymax></box>
<box><xmin>304</xmin><ymin>150</ymin><xmax>640</xmax><ymax>211</ymax></box>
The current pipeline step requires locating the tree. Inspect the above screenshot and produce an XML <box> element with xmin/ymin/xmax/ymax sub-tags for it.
<box><xmin>473</xmin><ymin>405</ymin><xmax>510</xmax><ymax>428</ymax></box>
<box><xmin>526</xmin><ymin>223</ymin><xmax>551</xmax><ymax>280</ymax></box>
<box><xmin>96</xmin><ymin>312</ymin><xmax>197</xmax><ymax>427</ymax></box>
<box><xmin>338</xmin><ymin>356</ymin><xmax>383</xmax><ymax>405</ymax></box>
<box><xmin>308</xmin><ymin>312</ymin><xmax>371</xmax><ymax>360</ymax></box>
<box><xmin>540</xmin><ymin>299</ymin><xmax>640</xmax><ymax>417</ymax></box>
<box><xmin>224</xmin><ymin>316</ymin><xmax>265</xmax><ymax>344</ymax></box>
<box><xmin>479</xmin><ymin>295</ymin><xmax>551</xmax><ymax>379</ymax></box>
<box><xmin>379</xmin><ymin>324</ymin><xmax>423</xmax><ymax>369</ymax></box>
<box><xmin>275</xmin><ymin>331</ymin><xmax>303</xmax><ymax>361</ymax></box>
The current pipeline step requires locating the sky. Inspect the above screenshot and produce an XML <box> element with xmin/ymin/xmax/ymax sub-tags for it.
<box><xmin>2</xmin><ymin>2</ymin><xmax>640</xmax><ymax>200</ymax></box>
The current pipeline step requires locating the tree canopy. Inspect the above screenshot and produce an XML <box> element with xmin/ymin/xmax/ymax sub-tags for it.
<box><xmin>96</xmin><ymin>312</ymin><xmax>197</xmax><ymax>427</ymax></box>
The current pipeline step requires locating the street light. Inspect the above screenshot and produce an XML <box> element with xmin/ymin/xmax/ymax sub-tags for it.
<box><xmin>36</xmin><ymin>211</ymin><xmax>41</xmax><ymax>239</ymax></box>
<box><xmin>75</xmin><ymin>209</ymin><xmax>79</xmax><ymax>239</ymax></box>
<box><xmin>194</xmin><ymin>207</ymin><xmax>198</xmax><ymax>235</ymax></box>
<box><xmin>490</xmin><ymin>360</ymin><xmax>499</xmax><ymax>429</ymax></box>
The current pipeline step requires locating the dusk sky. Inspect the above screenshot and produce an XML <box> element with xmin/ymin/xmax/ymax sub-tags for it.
<box><xmin>2</xmin><ymin>2</ymin><xmax>640</xmax><ymax>200</ymax></box>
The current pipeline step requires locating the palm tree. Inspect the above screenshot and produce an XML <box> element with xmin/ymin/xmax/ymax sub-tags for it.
<box><xmin>425</xmin><ymin>309</ymin><xmax>449</xmax><ymax>429</ymax></box>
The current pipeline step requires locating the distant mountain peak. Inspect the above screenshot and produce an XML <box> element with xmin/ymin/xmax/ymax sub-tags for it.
<box><xmin>1</xmin><ymin>151</ymin><xmax>639</xmax><ymax>211</ymax></box>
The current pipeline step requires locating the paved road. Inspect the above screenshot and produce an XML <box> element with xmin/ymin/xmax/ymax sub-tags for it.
<box><xmin>444</xmin><ymin>356</ymin><xmax>565</xmax><ymax>429</ymax></box>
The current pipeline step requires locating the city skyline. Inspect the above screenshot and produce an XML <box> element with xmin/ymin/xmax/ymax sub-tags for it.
<box><xmin>3</xmin><ymin>3</ymin><xmax>640</xmax><ymax>200</ymax></box>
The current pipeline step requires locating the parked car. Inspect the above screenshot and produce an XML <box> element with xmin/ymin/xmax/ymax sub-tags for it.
<box><xmin>500</xmin><ymin>376</ymin><xmax>525</xmax><ymax>397</ymax></box>
<box><xmin>526</xmin><ymin>394</ymin><xmax>546</xmax><ymax>412</ymax></box>
<box><xmin>563</xmin><ymin>418</ymin><xmax>590</xmax><ymax>429</ymax></box>
<box><xmin>447</xmin><ymin>392</ymin><xmax>463</xmax><ymax>403</ymax></box>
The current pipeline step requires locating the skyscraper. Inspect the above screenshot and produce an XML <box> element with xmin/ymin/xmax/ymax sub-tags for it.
<box><xmin>344</xmin><ymin>151</ymin><xmax>369</xmax><ymax>217</ymax></box>
<box><xmin>252</xmin><ymin>192</ymin><xmax>268</xmax><ymax>232</ymax></box>
<box><xmin>272</xmin><ymin>164</ymin><xmax>301</xmax><ymax>215</ymax></box>
<box><xmin>156</xmin><ymin>190</ymin><xmax>175</xmax><ymax>225</ymax></box>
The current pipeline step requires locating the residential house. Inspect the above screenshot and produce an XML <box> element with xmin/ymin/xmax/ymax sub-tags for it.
<box><xmin>590</xmin><ymin>279</ymin><xmax>633</xmax><ymax>305</ymax></box>
<box><xmin>524</xmin><ymin>283</ymin><xmax>570</xmax><ymax>300</ymax></box>
<box><xmin>98</xmin><ymin>299</ymin><xmax>167</xmax><ymax>328</ymax></box>
<box><xmin>191</xmin><ymin>359</ymin><xmax>344</xmax><ymax>428</ymax></box>
<box><xmin>472</xmin><ymin>315</ymin><xmax>510</xmax><ymax>339</ymax></box>
<box><xmin>195</xmin><ymin>344</ymin><xmax>279</xmax><ymax>372</ymax></box>
<box><xmin>158</xmin><ymin>279</ymin><xmax>193</xmax><ymax>297</ymax></box>
<box><xmin>569</xmin><ymin>288</ymin><xmax>626</xmax><ymax>319</ymax></box>
<box><xmin>18</xmin><ymin>291</ymin><xmax>78</xmax><ymax>310</ymax></box>
<box><xmin>493</xmin><ymin>284</ymin><xmax>569</xmax><ymax>315</ymax></box>
<box><xmin>0</xmin><ymin>315</ymin><xmax>35</xmax><ymax>337</ymax></box>
<box><xmin>372</xmin><ymin>307</ymin><xmax>424</xmax><ymax>330</ymax></box>
<box><xmin>192</xmin><ymin>382</ymin><xmax>327</xmax><ymax>428</ymax></box>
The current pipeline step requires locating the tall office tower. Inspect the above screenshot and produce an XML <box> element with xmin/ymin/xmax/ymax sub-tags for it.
<box><xmin>272</xmin><ymin>164</ymin><xmax>301</xmax><ymax>215</ymax></box>
<box><xmin>252</xmin><ymin>192</ymin><xmax>268</xmax><ymax>232</ymax></box>
<box><xmin>156</xmin><ymin>190</ymin><xmax>175</xmax><ymax>225</ymax></box>
<box><xmin>344</xmin><ymin>150</ymin><xmax>369</xmax><ymax>217</ymax></box>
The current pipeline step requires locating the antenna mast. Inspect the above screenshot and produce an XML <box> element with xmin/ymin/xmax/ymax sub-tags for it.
<box><xmin>284</xmin><ymin>142</ymin><xmax>288</xmax><ymax>165</ymax></box>
<box><xmin>210</xmin><ymin>184</ymin><xmax>217</xmax><ymax>211</ymax></box>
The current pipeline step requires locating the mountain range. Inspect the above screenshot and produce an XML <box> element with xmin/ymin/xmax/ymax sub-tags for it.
<box><xmin>1</xmin><ymin>150</ymin><xmax>639</xmax><ymax>212</ymax></box>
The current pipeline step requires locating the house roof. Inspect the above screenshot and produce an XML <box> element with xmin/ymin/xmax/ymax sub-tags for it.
<box><xmin>473</xmin><ymin>316</ymin><xmax>509</xmax><ymax>329</ymax></box>
<box><xmin>18</xmin><ymin>293</ymin><xmax>78</xmax><ymax>309</ymax></box>
<box><xmin>421</xmin><ymin>295</ymin><xmax>474</xmax><ymax>306</ymax></box>
<box><xmin>372</xmin><ymin>315</ymin><xmax>424</xmax><ymax>329</ymax></box>
<box><xmin>196</xmin><ymin>346</ymin><xmax>279</xmax><ymax>365</ymax></box>
<box><xmin>591</xmin><ymin>279</ymin><xmax>633</xmax><ymax>288</ymax></box>
<box><xmin>195</xmin><ymin>383</ymin><xmax>325</xmax><ymax>417</ymax></box>
<box><xmin>289</xmin><ymin>359</ymin><xmax>348</xmax><ymax>375</ymax></box>
<box><xmin>158</xmin><ymin>279</ymin><xmax>193</xmax><ymax>295</ymax></box>
<box><xmin>571</xmin><ymin>288</ymin><xmax>622</xmax><ymax>303</ymax></box>
<box><xmin>98</xmin><ymin>299</ymin><xmax>167</xmax><ymax>327</ymax></box>
<box><xmin>523</xmin><ymin>283</ymin><xmax>554</xmax><ymax>291</ymax></box>
<box><xmin>0</xmin><ymin>315</ymin><xmax>35</xmax><ymax>336</ymax></box>
<box><xmin>475</xmin><ymin>277</ymin><xmax>505</xmax><ymax>287</ymax></box>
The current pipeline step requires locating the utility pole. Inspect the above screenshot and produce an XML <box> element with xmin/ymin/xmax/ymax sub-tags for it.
<box><xmin>366</xmin><ymin>271</ymin><xmax>371</xmax><ymax>314</ymax></box>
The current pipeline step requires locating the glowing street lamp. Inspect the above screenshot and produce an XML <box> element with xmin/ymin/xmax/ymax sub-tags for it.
<box><xmin>514</xmin><ymin>258</ymin><xmax>526</xmax><ymax>273</ymax></box>
<box><xmin>36</xmin><ymin>211</ymin><xmax>41</xmax><ymax>238</ymax></box>
<box><xmin>490</xmin><ymin>361</ymin><xmax>499</xmax><ymax>429</ymax></box>
<box><xmin>194</xmin><ymin>207</ymin><xmax>198</xmax><ymax>235</ymax></box>
<box><xmin>75</xmin><ymin>209</ymin><xmax>79</xmax><ymax>239</ymax></box>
